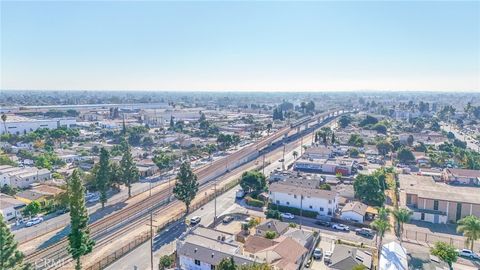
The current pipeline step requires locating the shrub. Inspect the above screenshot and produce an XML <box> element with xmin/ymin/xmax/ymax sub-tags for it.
<box><xmin>265</xmin><ymin>231</ymin><xmax>277</xmax><ymax>239</ymax></box>
<box><xmin>245</xmin><ymin>196</ymin><xmax>264</xmax><ymax>208</ymax></box>
<box><xmin>268</xmin><ymin>204</ymin><xmax>318</xmax><ymax>218</ymax></box>
<box><xmin>266</xmin><ymin>209</ymin><xmax>282</xmax><ymax>220</ymax></box>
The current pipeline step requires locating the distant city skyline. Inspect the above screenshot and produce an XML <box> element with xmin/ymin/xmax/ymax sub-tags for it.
<box><xmin>1</xmin><ymin>1</ymin><xmax>479</xmax><ymax>92</ymax></box>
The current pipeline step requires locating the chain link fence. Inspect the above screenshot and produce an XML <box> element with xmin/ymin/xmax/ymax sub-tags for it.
<box><xmin>404</xmin><ymin>229</ymin><xmax>479</xmax><ymax>250</ymax></box>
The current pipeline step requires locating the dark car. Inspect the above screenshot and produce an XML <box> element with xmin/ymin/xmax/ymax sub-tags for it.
<box><xmin>315</xmin><ymin>220</ymin><xmax>331</xmax><ymax>227</ymax></box>
<box><xmin>355</xmin><ymin>228</ymin><xmax>374</xmax><ymax>237</ymax></box>
<box><xmin>222</xmin><ymin>216</ymin><xmax>234</xmax><ymax>224</ymax></box>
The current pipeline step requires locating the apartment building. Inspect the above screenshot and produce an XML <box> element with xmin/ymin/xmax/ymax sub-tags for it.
<box><xmin>399</xmin><ymin>174</ymin><xmax>480</xmax><ymax>223</ymax></box>
<box><xmin>0</xmin><ymin>165</ymin><xmax>51</xmax><ymax>188</ymax></box>
<box><xmin>269</xmin><ymin>180</ymin><xmax>339</xmax><ymax>217</ymax></box>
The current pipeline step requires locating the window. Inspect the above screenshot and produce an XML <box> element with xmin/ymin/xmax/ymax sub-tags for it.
<box><xmin>309</xmin><ymin>205</ymin><xmax>313</xmax><ymax>209</ymax></box>
<box><xmin>433</xmin><ymin>200</ymin><xmax>439</xmax><ymax>211</ymax></box>
<box><xmin>320</xmin><ymin>207</ymin><xmax>324</xmax><ymax>212</ymax></box>
<box><xmin>421</xmin><ymin>213</ymin><xmax>425</xmax><ymax>221</ymax></box>
<box><xmin>456</xmin><ymin>203</ymin><xmax>462</xmax><ymax>221</ymax></box>
<box><xmin>286</xmin><ymin>201</ymin><xmax>290</xmax><ymax>205</ymax></box>
<box><xmin>406</xmin><ymin>194</ymin><xmax>412</xmax><ymax>205</ymax></box>
<box><xmin>294</xmin><ymin>195</ymin><xmax>297</xmax><ymax>199</ymax></box>
<box><xmin>195</xmin><ymin>260</ymin><xmax>201</xmax><ymax>266</ymax></box>
<box><xmin>276</xmin><ymin>200</ymin><xmax>280</xmax><ymax>204</ymax></box>
<box><xmin>328</xmin><ymin>200</ymin><xmax>332</xmax><ymax>204</ymax></box>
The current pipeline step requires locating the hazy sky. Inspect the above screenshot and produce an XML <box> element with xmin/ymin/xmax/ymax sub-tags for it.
<box><xmin>1</xmin><ymin>1</ymin><xmax>479</xmax><ymax>92</ymax></box>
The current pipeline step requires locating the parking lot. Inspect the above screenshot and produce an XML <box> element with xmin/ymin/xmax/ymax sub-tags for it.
<box><xmin>310</xmin><ymin>235</ymin><xmax>336</xmax><ymax>270</ymax></box>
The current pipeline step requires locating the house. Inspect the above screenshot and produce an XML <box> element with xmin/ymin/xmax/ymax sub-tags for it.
<box><xmin>16</xmin><ymin>184</ymin><xmax>65</xmax><ymax>205</ymax></box>
<box><xmin>379</xmin><ymin>242</ymin><xmax>407</xmax><ymax>270</ymax></box>
<box><xmin>340</xmin><ymin>201</ymin><xmax>368</xmax><ymax>223</ymax></box>
<box><xmin>0</xmin><ymin>194</ymin><xmax>26</xmax><ymax>221</ymax></box>
<box><xmin>243</xmin><ymin>235</ymin><xmax>309</xmax><ymax>270</ymax></box>
<box><xmin>328</xmin><ymin>245</ymin><xmax>372</xmax><ymax>270</ymax></box>
<box><xmin>283</xmin><ymin>227</ymin><xmax>315</xmax><ymax>248</ymax></box>
<box><xmin>407</xmin><ymin>252</ymin><xmax>449</xmax><ymax>270</ymax></box>
<box><xmin>0</xmin><ymin>165</ymin><xmax>51</xmax><ymax>188</ymax></box>
<box><xmin>399</xmin><ymin>174</ymin><xmax>480</xmax><ymax>223</ymax></box>
<box><xmin>176</xmin><ymin>226</ymin><xmax>254</xmax><ymax>270</ymax></box>
<box><xmin>412</xmin><ymin>152</ymin><xmax>430</xmax><ymax>167</ymax></box>
<box><xmin>442</xmin><ymin>168</ymin><xmax>480</xmax><ymax>186</ymax></box>
<box><xmin>255</xmin><ymin>220</ymin><xmax>289</xmax><ymax>237</ymax></box>
<box><xmin>269</xmin><ymin>181</ymin><xmax>339</xmax><ymax>217</ymax></box>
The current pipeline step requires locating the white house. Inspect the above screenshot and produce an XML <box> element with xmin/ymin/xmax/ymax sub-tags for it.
<box><xmin>340</xmin><ymin>201</ymin><xmax>368</xmax><ymax>223</ymax></box>
<box><xmin>379</xmin><ymin>242</ymin><xmax>408</xmax><ymax>270</ymax></box>
<box><xmin>0</xmin><ymin>194</ymin><xmax>26</xmax><ymax>221</ymax></box>
<box><xmin>269</xmin><ymin>181</ymin><xmax>339</xmax><ymax>217</ymax></box>
<box><xmin>0</xmin><ymin>165</ymin><xmax>51</xmax><ymax>188</ymax></box>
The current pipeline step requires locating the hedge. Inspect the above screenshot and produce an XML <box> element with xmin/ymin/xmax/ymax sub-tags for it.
<box><xmin>268</xmin><ymin>203</ymin><xmax>318</xmax><ymax>218</ymax></box>
<box><xmin>245</xmin><ymin>196</ymin><xmax>265</xmax><ymax>208</ymax></box>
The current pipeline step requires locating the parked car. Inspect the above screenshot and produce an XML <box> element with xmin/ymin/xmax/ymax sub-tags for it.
<box><xmin>87</xmin><ymin>195</ymin><xmax>100</xmax><ymax>203</ymax></box>
<box><xmin>355</xmin><ymin>228</ymin><xmax>374</xmax><ymax>237</ymax></box>
<box><xmin>332</xmin><ymin>223</ymin><xmax>350</xmax><ymax>231</ymax></box>
<box><xmin>313</xmin><ymin>248</ymin><xmax>323</xmax><ymax>259</ymax></box>
<box><xmin>315</xmin><ymin>220</ymin><xmax>331</xmax><ymax>227</ymax></box>
<box><xmin>457</xmin><ymin>249</ymin><xmax>480</xmax><ymax>259</ymax></box>
<box><xmin>324</xmin><ymin>251</ymin><xmax>332</xmax><ymax>264</ymax></box>
<box><xmin>235</xmin><ymin>189</ymin><xmax>245</xmax><ymax>199</ymax></box>
<box><xmin>190</xmin><ymin>216</ymin><xmax>201</xmax><ymax>225</ymax></box>
<box><xmin>222</xmin><ymin>216</ymin><xmax>234</xmax><ymax>224</ymax></box>
<box><xmin>26</xmin><ymin>217</ymin><xmax>44</xmax><ymax>227</ymax></box>
<box><xmin>280</xmin><ymin>213</ymin><xmax>295</xmax><ymax>219</ymax></box>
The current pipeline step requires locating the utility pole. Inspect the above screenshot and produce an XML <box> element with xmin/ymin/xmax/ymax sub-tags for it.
<box><xmin>282</xmin><ymin>143</ymin><xmax>286</xmax><ymax>170</ymax></box>
<box><xmin>300</xmin><ymin>195</ymin><xmax>303</xmax><ymax>229</ymax></box>
<box><xmin>149</xmin><ymin>181</ymin><xmax>153</xmax><ymax>270</ymax></box>
<box><xmin>300</xmin><ymin>136</ymin><xmax>304</xmax><ymax>155</ymax></box>
<box><xmin>214</xmin><ymin>180</ymin><xmax>217</xmax><ymax>224</ymax></box>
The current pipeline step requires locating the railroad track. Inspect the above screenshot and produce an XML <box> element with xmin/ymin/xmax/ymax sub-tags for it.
<box><xmin>24</xmin><ymin>109</ymin><xmax>344</xmax><ymax>269</ymax></box>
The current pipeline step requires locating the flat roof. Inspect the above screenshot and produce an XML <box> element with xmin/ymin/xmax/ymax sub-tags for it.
<box><xmin>399</xmin><ymin>174</ymin><xmax>480</xmax><ymax>205</ymax></box>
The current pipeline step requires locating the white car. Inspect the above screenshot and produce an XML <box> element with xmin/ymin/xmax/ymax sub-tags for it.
<box><xmin>280</xmin><ymin>213</ymin><xmax>295</xmax><ymax>219</ymax></box>
<box><xmin>332</xmin><ymin>223</ymin><xmax>350</xmax><ymax>231</ymax></box>
<box><xmin>190</xmin><ymin>216</ymin><xmax>201</xmax><ymax>225</ymax></box>
<box><xmin>26</xmin><ymin>217</ymin><xmax>44</xmax><ymax>227</ymax></box>
<box><xmin>313</xmin><ymin>248</ymin><xmax>323</xmax><ymax>259</ymax></box>
<box><xmin>457</xmin><ymin>249</ymin><xmax>480</xmax><ymax>259</ymax></box>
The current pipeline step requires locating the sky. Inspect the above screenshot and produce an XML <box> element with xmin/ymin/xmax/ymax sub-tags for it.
<box><xmin>1</xmin><ymin>1</ymin><xmax>479</xmax><ymax>92</ymax></box>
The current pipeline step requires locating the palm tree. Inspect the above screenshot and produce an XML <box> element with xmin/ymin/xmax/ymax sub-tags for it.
<box><xmin>393</xmin><ymin>208</ymin><xmax>412</xmax><ymax>241</ymax></box>
<box><xmin>371</xmin><ymin>207</ymin><xmax>391</xmax><ymax>259</ymax></box>
<box><xmin>1</xmin><ymin>114</ymin><xmax>7</xmax><ymax>134</ymax></box>
<box><xmin>292</xmin><ymin>151</ymin><xmax>298</xmax><ymax>160</ymax></box>
<box><xmin>457</xmin><ymin>215</ymin><xmax>480</xmax><ymax>250</ymax></box>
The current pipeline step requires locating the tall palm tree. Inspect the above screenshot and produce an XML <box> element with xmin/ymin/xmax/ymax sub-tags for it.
<box><xmin>457</xmin><ymin>215</ymin><xmax>480</xmax><ymax>250</ymax></box>
<box><xmin>393</xmin><ymin>208</ymin><xmax>412</xmax><ymax>241</ymax></box>
<box><xmin>1</xmin><ymin>114</ymin><xmax>7</xmax><ymax>134</ymax></box>
<box><xmin>292</xmin><ymin>151</ymin><xmax>298</xmax><ymax>160</ymax></box>
<box><xmin>371</xmin><ymin>207</ymin><xmax>391</xmax><ymax>259</ymax></box>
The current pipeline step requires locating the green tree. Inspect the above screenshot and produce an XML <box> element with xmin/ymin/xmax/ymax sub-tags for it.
<box><xmin>120</xmin><ymin>142</ymin><xmax>139</xmax><ymax>197</ymax></box>
<box><xmin>348</xmin><ymin>134</ymin><xmax>364</xmax><ymax>147</ymax></box>
<box><xmin>352</xmin><ymin>265</ymin><xmax>367</xmax><ymax>270</ymax></box>
<box><xmin>338</xmin><ymin>115</ymin><xmax>352</xmax><ymax>128</ymax></box>
<box><xmin>354</xmin><ymin>174</ymin><xmax>385</xmax><ymax>206</ymax></box>
<box><xmin>456</xmin><ymin>215</ymin><xmax>480</xmax><ymax>251</ymax></box>
<box><xmin>292</xmin><ymin>151</ymin><xmax>298</xmax><ymax>159</ymax></box>
<box><xmin>158</xmin><ymin>255</ymin><xmax>173</xmax><ymax>270</ymax></box>
<box><xmin>173</xmin><ymin>162</ymin><xmax>199</xmax><ymax>214</ymax></box>
<box><xmin>431</xmin><ymin>241</ymin><xmax>457</xmax><ymax>269</ymax></box>
<box><xmin>349</xmin><ymin>148</ymin><xmax>360</xmax><ymax>158</ymax></box>
<box><xmin>265</xmin><ymin>231</ymin><xmax>276</xmax><ymax>239</ymax></box>
<box><xmin>153</xmin><ymin>152</ymin><xmax>172</xmax><ymax>173</ymax></box>
<box><xmin>96</xmin><ymin>148</ymin><xmax>111</xmax><ymax>208</ymax></box>
<box><xmin>397</xmin><ymin>147</ymin><xmax>415</xmax><ymax>164</ymax></box>
<box><xmin>23</xmin><ymin>201</ymin><xmax>42</xmax><ymax>217</ymax></box>
<box><xmin>393</xmin><ymin>208</ymin><xmax>412</xmax><ymax>241</ymax></box>
<box><xmin>217</xmin><ymin>257</ymin><xmax>236</xmax><ymax>270</ymax></box>
<box><xmin>1</xmin><ymin>114</ymin><xmax>7</xmax><ymax>134</ymax></box>
<box><xmin>376</xmin><ymin>140</ymin><xmax>393</xmax><ymax>156</ymax></box>
<box><xmin>0</xmin><ymin>215</ymin><xmax>30</xmax><ymax>270</ymax></box>
<box><xmin>240</xmin><ymin>170</ymin><xmax>267</xmax><ymax>193</ymax></box>
<box><xmin>67</xmin><ymin>169</ymin><xmax>95</xmax><ymax>270</ymax></box>
<box><xmin>109</xmin><ymin>162</ymin><xmax>123</xmax><ymax>189</ymax></box>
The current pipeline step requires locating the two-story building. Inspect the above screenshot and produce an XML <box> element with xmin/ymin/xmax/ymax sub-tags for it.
<box><xmin>269</xmin><ymin>181</ymin><xmax>339</xmax><ymax>218</ymax></box>
<box><xmin>442</xmin><ymin>168</ymin><xmax>480</xmax><ymax>186</ymax></box>
<box><xmin>399</xmin><ymin>174</ymin><xmax>480</xmax><ymax>223</ymax></box>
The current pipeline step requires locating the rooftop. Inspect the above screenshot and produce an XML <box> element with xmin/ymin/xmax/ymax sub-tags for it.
<box><xmin>269</xmin><ymin>182</ymin><xmax>337</xmax><ymax>200</ymax></box>
<box><xmin>399</xmin><ymin>174</ymin><xmax>480</xmax><ymax>205</ymax></box>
